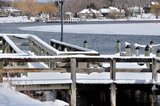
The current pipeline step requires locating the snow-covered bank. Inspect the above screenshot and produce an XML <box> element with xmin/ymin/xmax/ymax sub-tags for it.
<box><xmin>19</xmin><ymin>23</ymin><xmax>160</xmax><ymax>35</ymax></box>
<box><xmin>0</xmin><ymin>83</ymin><xmax>68</xmax><ymax>106</ymax></box>
<box><xmin>0</xmin><ymin>16</ymin><xmax>33</xmax><ymax>23</ymax></box>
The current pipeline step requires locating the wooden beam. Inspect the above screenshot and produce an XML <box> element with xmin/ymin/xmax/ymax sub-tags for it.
<box><xmin>0</xmin><ymin>61</ymin><xmax>3</xmax><ymax>83</ymax></box>
<box><xmin>76</xmin><ymin>68</ymin><xmax>105</xmax><ymax>73</ymax></box>
<box><xmin>70</xmin><ymin>58</ymin><xmax>76</xmax><ymax>106</ymax></box>
<box><xmin>110</xmin><ymin>84</ymin><xmax>116</xmax><ymax>106</ymax></box>
<box><xmin>110</xmin><ymin>59</ymin><xmax>116</xmax><ymax>80</ymax></box>
<box><xmin>152</xmin><ymin>59</ymin><xmax>158</xmax><ymax>82</ymax></box>
<box><xmin>3</xmin><ymin>68</ymin><xmax>67</xmax><ymax>73</ymax></box>
<box><xmin>15</xmin><ymin>84</ymin><xmax>70</xmax><ymax>91</ymax></box>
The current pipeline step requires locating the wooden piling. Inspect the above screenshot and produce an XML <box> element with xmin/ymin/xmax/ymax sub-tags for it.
<box><xmin>152</xmin><ymin>59</ymin><xmax>158</xmax><ymax>82</ymax></box>
<box><xmin>70</xmin><ymin>58</ymin><xmax>76</xmax><ymax>106</ymax></box>
<box><xmin>110</xmin><ymin>59</ymin><xmax>116</xmax><ymax>80</ymax></box>
<box><xmin>135</xmin><ymin>47</ymin><xmax>140</xmax><ymax>56</ymax></box>
<box><xmin>110</xmin><ymin>84</ymin><xmax>116</xmax><ymax>106</ymax></box>
<box><xmin>125</xmin><ymin>45</ymin><xmax>132</xmax><ymax>56</ymax></box>
<box><xmin>116</xmin><ymin>40</ymin><xmax>121</xmax><ymax>53</ymax></box>
<box><xmin>145</xmin><ymin>45</ymin><xmax>150</xmax><ymax>68</ymax></box>
<box><xmin>150</xmin><ymin>41</ymin><xmax>154</xmax><ymax>53</ymax></box>
<box><xmin>0</xmin><ymin>61</ymin><xmax>3</xmax><ymax>83</ymax></box>
<box><xmin>83</xmin><ymin>40</ymin><xmax>88</xmax><ymax>48</ymax></box>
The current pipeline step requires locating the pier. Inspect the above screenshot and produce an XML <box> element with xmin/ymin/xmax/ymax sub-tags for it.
<box><xmin>0</xmin><ymin>34</ymin><xmax>160</xmax><ymax>106</ymax></box>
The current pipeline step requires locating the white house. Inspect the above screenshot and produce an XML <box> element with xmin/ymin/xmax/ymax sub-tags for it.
<box><xmin>99</xmin><ymin>7</ymin><xmax>125</xmax><ymax>18</ymax></box>
<box><xmin>129</xmin><ymin>6</ymin><xmax>144</xmax><ymax>16</ymax></box>
<box><xmin>77</xmin><ymin>8</ymin><xmax>103</xmax><ymax>19</ymax></box>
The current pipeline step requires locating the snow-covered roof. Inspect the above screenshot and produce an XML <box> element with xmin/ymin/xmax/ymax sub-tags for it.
<box><xmin>78</xmin><ymin>9</ymin><xmax>90</xmax><ymax>14</ymax></box>
<box><xmin>99</xmin><ymin>8</ymin><xmax>111</xmax><ymax>13</ymax></box>
<box><xmin>78</xmin><ymin>9</ymin><xmax>101</xmax><ymax>14</ymax></box>
<box><xmin>109</xmin><ymin>6</ymin><xmax>120</xmax><ymax>13</ymax></box>
<box><xmin>99</xmin><ymin>7</ymin><xmax>125</xmax><ymax>14</ymax></box>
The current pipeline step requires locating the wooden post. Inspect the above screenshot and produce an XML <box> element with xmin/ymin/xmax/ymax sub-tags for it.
<box><xmin>70</xmin><ymin>58</ymin><xmax>76</xmax><ymax>106</ymax></box>
<box><xmin>125</xmin><ymin>45</ymin><xmax>132</xmax><ymax>56</ymax></box>
<box><xmin>151</xmin><ymin>85</ymin><xmax>158</xmax><ymax>106</ymax></box>
<box><xmin>110</xmin><ymin>59</ymin><xmax>116</xmax><ymax>106</ymax></box>
<box><xmin>83</xmin><ymin>40</ymin><xmax>88</xmax><ymax>48</ymax></box>
<box><xmin>152</xmin><ymin>59</ymin><xmax>158</xmax><ymax>82</ymax></box>
<box><xmin>150</xmin><ymin>41</ymin><xmax>154</xmax><ymax>53</ymax></box>
<box><xmin>110</xmin><ymin>84</ymin><xmax>116</xmax><ymax>106</ymax></box>
<box><xmin>0</xmin><ymin>61</ymin><xmax>3</xmax><ymax>83</ymax></box>
<box><xmin>135</xmin><ymin>46</ymin><xmax>140</xmax><ymax>56</ymax></box>
<box><xmin>110</xmin><ymin>59</ymin><xmax>116</xmax><ymax>80</ymax></box>
<box><xmin>145</xmin><ymin>45</ymin><xmax>150</xmax><ymax>68</ymax></box>
<box><xmin>116</xmin><ymin>40</ymin><xmax>121</xmax><ymax>53</ymax></box>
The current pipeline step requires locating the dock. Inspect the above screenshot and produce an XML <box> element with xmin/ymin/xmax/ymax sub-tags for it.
<box><xmin>0</xmin><ymin>34</ymin><xmax>160</xmax><ymax>106</ymax></box>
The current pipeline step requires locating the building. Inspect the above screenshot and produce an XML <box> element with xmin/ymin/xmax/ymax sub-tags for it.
<box><xmin>77</xmin><ymin>8</ymin><xmax>103</xmax><ymax>19</ymax></box>
<box><xmin>1</xmin><ymin>7</ymin><xmax>21</xmax><ymax>16</ymax></box>
<box><xmin>99</xmin><ymin>6</ymin><xmax>125</xmax><ymax>18</ymax></box>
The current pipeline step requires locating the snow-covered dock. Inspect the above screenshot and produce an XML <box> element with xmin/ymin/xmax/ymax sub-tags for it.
<box><xmin>0</xmin><ymin>34</ymin><xmax>160</xmax><ymax>106</ymax></box>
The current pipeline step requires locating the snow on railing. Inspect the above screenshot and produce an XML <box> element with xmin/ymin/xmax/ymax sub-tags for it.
<box><xmin>2</xmin><ymin>35</ymin><xmax>27</xmax><ymax>55</ymax></box>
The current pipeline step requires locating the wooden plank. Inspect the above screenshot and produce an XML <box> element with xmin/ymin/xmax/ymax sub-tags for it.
<box><xmin>3</xmin><ymin>68</ymin><xmax>67</xmax><ymax>73</ymax></box>
<box><xmin>70</xmin><ymin>58</ymin><xmax>76</xmax><ymax>106</ymax></box>
<box><xmin>110</xmin><ymin>59</ymin><xmax>116</xmax><ymax>80</ymax></box>
<box><xmin>76</xmin><ymin>68</ymin><xmax>105</xmax><ymax>73</ymax></box>
<box><xmin>110</xmin><ymin>84</ymin><xmax>116</xmax><ymax>106</ymax></box>
<box><xmin>152</xmin><ymin>59</ymin><xmax>158</xmax><ymax>82</ymax></box>
<box><xmin>0</xmin><ymin>61</ymin><xmax>3</xmax><ymax>83</ymax></box>
<box><xmin>15</xmin><ymin>84</ymin><xmax>70</xmax><ymax>91</ymax></box>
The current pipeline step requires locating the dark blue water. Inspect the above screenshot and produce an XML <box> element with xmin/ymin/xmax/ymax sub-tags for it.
<box><xmin>1</xmin><ymin>22</ymin><xmax>160</xmax><ymax>54</ymax></box>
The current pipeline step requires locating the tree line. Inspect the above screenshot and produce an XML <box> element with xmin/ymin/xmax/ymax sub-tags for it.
<box><xmin>1</xmin><ymin>0</ymin><xmax>160</xmax><ymax>18</ymax></box>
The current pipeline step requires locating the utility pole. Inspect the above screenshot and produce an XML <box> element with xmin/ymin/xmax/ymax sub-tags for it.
<box><xmin>59</xmin><ymin>0</ymin><xmax>64</xmax><ymax>42</ymax></box>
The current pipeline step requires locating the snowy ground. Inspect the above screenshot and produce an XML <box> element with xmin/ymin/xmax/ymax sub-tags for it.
<box><xmin>0</xmin><ymin>83</ymin><xmax>68</xmax><ymax>106</ymax></box>
<box><xmin>0</xmin><ymin>16</ymin><xmax>32</xmax><ymax>23</ymax></box>
<box><xmin>19</xmin><ymin>23</ymin><xmax>160</xmax><ymax>35</ymax></box>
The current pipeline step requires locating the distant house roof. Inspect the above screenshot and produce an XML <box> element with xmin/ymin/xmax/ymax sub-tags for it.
<box><xmin>109</xmin><ymin>6</ymin><xmax>120</xmax><ymax>12</ymax></box>
<box><xmin>99</xmin><ymin>7</ymin><xmax>124</xmax><ymax>14</ymax></box>
<box><xmin>78</xmin><ymin>9</ymin><xmax>101</xmax><ymax>14</ymax></box>
<box><xmin>99</xmin><ymin>8</ymin><xmax>111</xmax><ymax>13</ymax></box>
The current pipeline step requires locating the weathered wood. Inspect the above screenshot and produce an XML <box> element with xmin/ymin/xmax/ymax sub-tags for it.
<box><xmin>3</xmin><ymin>67</ymin><xmax>67</xmax><ymax>73</ymax></box>
<box><xmin>0</xmin><ymin>61</ymin><xmax>3</xmax><ymax>83</ymax></box>
<box><xmin>110</xmin><ymin>84</ymin><xmax>116</xmax><ymax>106</ymax></box>
<box><xmin>70</xmin><ymin>58</ymin><xmax>76</xmax><ymax>106</ymax></box>
<box><xmin>152</xmin><ymin>59</ymin><xmax>158</xmax><ymax>82</ymax></box>
<box><xmin>151</xmin><ymin>85</ymin><xmax>158</xmax><ymax>106</ymax></box>
<box><xmin>15</xmin><ymin>84</ymin><xmax>70</xmax><ymax>91</ymax></box>
<box><xmin>76</xmin><ymin>68</ymin><xmax>105</xmax><ymax>73</ymax></box>
<box><xmin>110</xmin><ymin>59</ymin><xmax>116</xmax><ymax>80</ymax></box>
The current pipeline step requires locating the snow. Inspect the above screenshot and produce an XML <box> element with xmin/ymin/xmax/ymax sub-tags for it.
<box><xmin>6</xmin><ymin>71</ymin><xmax>159</xmax><ymax>85</ymax></box>
<box><xmin>78</xmin><ymin>9</ymin><xmax>100</xmax><ymax>14</ymax></box>
<box><xmin>102</xmin><ymin>62</ymin><xmax>147</xmax><ymax>69</ymax></box>
<box><xmin>0</xmin><ymin>16</ymin><xmax>32</xmax><ymax>23</ymax></box>
<box><xmin>2</xmin><ymin>35</ymin><xmax>24</xmax><ymax>54</ymax></box>
<box><xmin>29</xmin><ymin>35</ymin><xmax>61</xmax><ymax>55</ymax></box>
<box><xmin>19</xmin><ymin>23</ymin><xmax>160</xmax><ymax>35</ymax></box>
<box><xmin>116</xmin><ymin>72</ymin><xmax>153</xmax><ymax>84</ymax></box>
<box><xmin>0</xmin><ymin>83</ymin><xmax>68</xmax><ymax>106</ymax></box>
<box><xmin>8</xmin><ymin>72</ymin><xmax>72</xmax><ymax>85</ymax></box>
<box><xmin>99</xmin><ymin>8</ymin><xmax>111</xmax><ymax>13</ymax></box>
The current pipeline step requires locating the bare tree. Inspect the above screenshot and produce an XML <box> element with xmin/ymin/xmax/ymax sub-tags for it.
<box><xmin>13</xmin><ymin>0</ymin><xmax>38</xmax><ymax>17</ymax></box>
